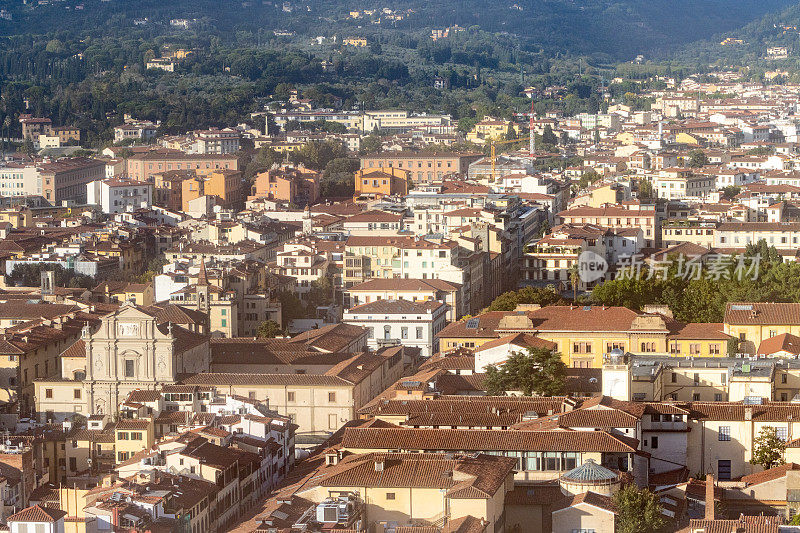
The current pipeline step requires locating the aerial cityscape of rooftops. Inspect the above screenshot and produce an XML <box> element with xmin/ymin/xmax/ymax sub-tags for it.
<box><xmin>11</xmin><ymin>1</ymin><xmax>800</xmax><ymax>532</ymax></box>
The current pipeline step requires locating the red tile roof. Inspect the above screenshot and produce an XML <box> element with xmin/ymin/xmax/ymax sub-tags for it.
<box><xmin>341</xmin><ymin>427</ymin><xmax>637</xmax><ymax>453</ymax></box>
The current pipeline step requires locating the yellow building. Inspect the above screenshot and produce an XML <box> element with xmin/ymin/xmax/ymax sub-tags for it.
<box><xmin>343</xmin><ymin>37</ymin><xmax>368</xmax><ymax>47</ymax></box>
<box><xmin>723</xmin><ymin>302</ymin><xmax>800</xmax><ymax>354</ymax></box>
<box><xmin>438</xmin><ymin>305</ymin><xmax>733</xmax><ymax>368</ymax></box>
<box><xmin>294</xmin><ymin>452</ymin><xmax>515</xmax><ymax>533</ymax></box>
<box><xmin>114</xmin><ymin>418</ymin><xmax>155</xmax><ymax>464</ymax></box>
<box><xmin>466</xmin><ymin>118</ymin><xmax>520</xmax><ymax>144</ymax></box>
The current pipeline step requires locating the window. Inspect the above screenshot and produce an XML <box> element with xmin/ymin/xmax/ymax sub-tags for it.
<box><xmin>782</xmin><ymin>374</ymin><xmax>788</xmax><ymax>384</ymax></box>
<box><xmin>287</xmin><ymin>392</ymin><xmax>296</xmax><ymax>402</ymax></box>
<box><xmin>671</xmin><ymin>374</ymin><xmax>677</xmax><ymax>383</ymax></box>
<box><xmin>328</xmin><ymin>392</ymin><xmax>336</xmax><ymax>402</ymax></box>
<box><xmin>689</xmin><ymin>344</ymin><xmax>701</xmax><ymax>355</ymax></box>
<box><xmin>69</xmin><ymin>457</ymin><xmax>76</xmax><ymax>471</ymax></box>
<box><xmin>45</xmin><ymin>388</ymin><xmax>53</xmax><ymax>399</ymax></box>
<box><xmin>710</xmin><ymin>344</ymin><xmax>720</xmax><ymax>355</ymax></box>
<box><xmin>131</xmin><ymin>432</ymin><xmax>142</xmax><ymax>440</ymax></box>
<box><xmin>416</xmin><ymin>327</ymin><xmax>423</xmax><ymax>339</ymax></box>
<box><xmin>401</xmin><ymin>327</ymin><xmax>408</xmax><ymax>339</ymax></box>
<box><xmin>719</xmin><ymin>426</ymin><xmax>731</xmax><ymax>441</ymax></box>
<box><xmin>386</xmin><ymin>493</ymin><xmax>396</xmax><ymax>500</ymax></box>
<box><xmin>714</xmin><ymin>393</ymin><xmax>723</xmax><ymax>401</ymax></box>
<box><xmin>778</xmin><ymin>427</ymin><xmax>788</xmax><ymax>442</ymax></box>
<box><xmin>118</xmin><ymin>432</ymin><xmax>129</xmax><ymax>440</ymax></box>
<box><xmin>125</xmin><ymin>360</ymin><xmax>135</xmax><ymax>378</ymax></box>
<box><xmin>693</xmin><ymin>393</ymin><xmax>700</xmax><ymax>401</ymax></box>
<box><xmin>74</xmin><ymin>389</ymin><xmax>81</xmax><ymax>399</ymax></box>
<box><xmin>651</xmin><ymin>437</ymin><xmax>658</xmax><ymax>449</ymax></box>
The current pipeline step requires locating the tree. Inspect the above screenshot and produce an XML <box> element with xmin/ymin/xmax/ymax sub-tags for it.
<box><xmin>727</xmin><ymin>337</ymin><xmax>740</xmax><ymax>355</ymax></box>
<box><xmin>688</xmin><ymin>149</ymin><xmax>708</xmax><ymax>168</ymax></box>
<box><xmin>257</xmin><ymin>320</ymin><xmax>283</xmax><ymax>338</ymax></box>
<box><xmin>541</xmin><ymin>124</ymin><xmax>558</xmax><ymax>146</ymax></box>
<box><xmin>484</xmin><ymin>347</ymin><xmax>566</xmax><ymax>396</ymax></box>
<box><xmin>638</xmin><ymin>178</ymin><xmax>653</xmax><ymax>199</ymax></box>
<box><xmin>721</xmin><ymin>185</ymin><xmax>741</xmax><ymax>199</ymax></box>
<box><xmin>578</xmin><ymin>169</ymin><xmax>601</xmax><ymax>189</ymax></box>
<box><xmin>486</xmin><ymin>286</ymin><xmax>566</xmax><ymax>312</ymax></box>
<box><xmin>750</xmin><ymin>426</ymin><xmax>785</xmax><ymax>471</ymax></box>
<box><xmin>613</xmin><ymin>484</ymin><xmax>665</xmax><ymax>533</ymax></box>
<box><xmin>360</xmin><ymin>135</ymin><xmax>382</xmax><ymax>154</ymax></box>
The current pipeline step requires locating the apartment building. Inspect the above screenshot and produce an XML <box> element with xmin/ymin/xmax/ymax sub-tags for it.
<box><xmin>0</xmin><ymin>164</ymin><xmax>40</xmax><ymax>197</ymax></box>
<box><xmin>437</xmin><ymin>304</ymin><xmax>731</xmax><ymax>368</ymax></box>
<box><xmin>113</xmin><ymin>120</ymin><xmax>159</xmax><ymax>143</ymax></box>
<box><xmin>39</xmin><ymin>157</ymin><xmax>106</xmax><ymax>204</ymax></box>
<box><xmin>353</xmin><ymin>167</ymin><xmax>410</xmax><ymax>199</ymax></box>
<box><xmin>126</xmin><ymin>152</ymin><xmax>238</xmax><ymax>182</ymax></box>
<box><xmin>344</xmin><ymin>277</ymin><xmax>463</xmax><ymax>321</ymax></box>
<box><xmin>183</xmin><ymin>345</ymin><xmax>407</xmax><ymax>446</ymax></box>
<box><xmin>86</xmin><ymin>178</ymin><xmax>153</xmax><ymax>214</ymax></box>
<box><xmin>250</xmin><ymin>165</ymin><xmax>320</xmax><ymax>206</ymax></box>
<box><xmin>360</xmin><ymin>152</ymin><xmax>481</xmax><ymax>183</ymax></box>
<box><xmin>557</xmin><ymin>203</ymin><xmax>658</xmax><ymax>247</ymax></box>
<box><xmin>343</xmin><ymin>299</ymin><xmax>448</xmax><ymax>357</ymax></box>
<box><xmin>715</xmin><ymin>222</ymin><xmax>800</xmax><ymax>251</ymax></box>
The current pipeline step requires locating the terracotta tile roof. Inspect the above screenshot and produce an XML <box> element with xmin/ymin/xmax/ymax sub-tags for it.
<box><xmin>346</xmin><ymin>299</ymin><xmax>446</xmax><ymax>315</ymax></box>
<box><xmin>438</xmin><ymin>305</ymin><xmax>650</xmax><ymax>339</ymax></box>
<box><xmin>116</xmin><ymin>419</ymin><xmax>150</xmax><ymax>430</ymax></box>
<box><xmin>551</xmin><ymin>490</ymin><xmax>616</xmax><ymax>513</ymax></box>
<box><xmin>60</xmin><ymin>339</ymin><xmax>85</xmax><ymax>358</ymax></box>
<box><xmin>682</xmin><ymin>516</ymin><xmax>783</xmax><ymax>533</ymax></box>
<box><xmin>209</xmin><ymin>338</ymin><xmax>350</xmax><ymax>367</ymax></box>
<box><xmin>347</xmin><ymin>278</ymin><xmax>461</xmax><ymax>292</ymax></box>
<box><xmin>7</xmin><ymin>505</ymin><xmax>66</xmax><ymax>523</ymax></box>
<box><xmin>182</xmin><ymin>372</ymin><xmax>352</xmax><ymax>387</ymax></box>
<box><xmin>688</xmin><ymin>401</ymin><xmax>800</xmax><ymax>422</ymax></box>
<box><xmin>142</xmin><ymin>303</ymin><xmax>208</xmax><ymax>326</ymax></box>
<box><xmin>344</xmin><ymin>210</ymin><xmax>404</xmax><ymax>223</ymax></box>
<box><xmin>757</xmin><ymin>332</ymin><xmax>800</xmax><ymax>356</ymax></box>
<box><xmin>741</xmin><ymin>462</ymin><xmax>800</xmax><ymax>486</ymax></box>
<box><xmin>725</xmin><ymin>302</ymin><xmax>800</xmax><ymax>325</ymax></box>
<box><xmin>126</xmin><ymin>389</ymin><xmax>161</xmax><ymax>403</ymax></box>
<box><xmin>359</xmin><ymin>395</ymin><xmax>566</xmax><ymax>417</ymax></box>
<box><xmin>668</xmin><ymin>322</ymin><xmax>731</xmax><ymax>341</ymax></box>
<box><xmin>341</xmin><ymin>427</ymin><xmax>637</xmax><ymax>453</ymax></box>
<box><xmin>287</xmin><ymin>323</ymin><xmax>367</xmax><ymax>352</ymax></box>
<box><xmin>473</xmin><ymin>333</ymin><xmax>556</xmax><ymax>353</ymax></box>
<box><xmin>316</xmin><ymin>452</ymin><xmax>515</xmax><ymax>499</ymax></box>
<box><xmin>402</xmin><ymin>412</ymin><xmax>523</xmax><ymax>428</ymax></box>
<box><xmin>513</xmin><ymin>407</ymin><xmax>638</xmax><ymax>430</ymax></box>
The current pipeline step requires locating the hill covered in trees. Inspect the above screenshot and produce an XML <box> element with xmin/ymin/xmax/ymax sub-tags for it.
<box><xmin>0</xmin><ymin>0</ymin><xmax>795</xmax><ymax>61</ymax></box>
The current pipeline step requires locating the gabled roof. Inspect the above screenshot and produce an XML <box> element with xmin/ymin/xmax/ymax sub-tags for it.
<box><xmin>7</xmin><ymin>505</ymin><xmax>66</xmax><ymax>523</ymax></box>
<box><xmin>341</xmin><ymin>427</ymin><xmax>637</xmax><ymax>453</ymax></box>
<box><xmin>741</xmin><ymin>462</ymin><xmax>800</xmax><ymax>486</ymax></box>
<box><xmin>757</xmin><ymin>332</ymin><xmax>800</xmax><ymax>356</ymax></box>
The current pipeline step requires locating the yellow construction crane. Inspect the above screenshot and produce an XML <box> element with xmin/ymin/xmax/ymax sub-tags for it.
<box><xmin>489</xmin><ymin>135</ymin><xmax>531</xmax><ymax>182</ymax></box>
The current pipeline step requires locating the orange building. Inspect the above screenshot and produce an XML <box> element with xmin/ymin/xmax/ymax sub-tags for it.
<box><xmin>354</xmin><ymin>167</ymin><xmax>411</xmax><ymax>199</ymax></box>
<box><xmin>126</xmin><ymin>152</ymin><xmax>238</xmax><ymax>181</ymax></box>
<box><xmin>250</xmin><ymin>165</ymin><xmax>320</xmax><ymax>206</ymax></box>
<box><xmin>178</xmin><ymin>170</ymin><xmax>243</xmax><ymax>212</ymax></box>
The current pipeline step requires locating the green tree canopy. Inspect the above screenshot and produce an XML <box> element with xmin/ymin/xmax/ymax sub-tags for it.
<box><xmin>613</xmin><ymin>484</ymin><xmax>665</xmax><ymax>533</ymax></box>
<box><xmin>750</xmin><ymin>426</ymin><xmax>785</xmax><ymax>470</ymax></box>
<box><xmin>486</xmin><ymin>285</ymin><xmax>567</xmax><ymax>312</ymax></box>
<box><xmin>257</xmin><ymin>320</ymin><xmax>283</xmax><ymax>338</ymax></box>
<box><xmin>483</xmin><ymin>347</ymin><xmax>566</xmax><ymax>396</ymax></box>
<box><xmin>688</xmin><ymin>149</ymin><xmax>708</xmax><ymax>168</ymax></box>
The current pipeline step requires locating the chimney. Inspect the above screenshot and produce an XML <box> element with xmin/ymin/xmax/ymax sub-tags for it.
<box><xmin>374</xmin><ymin>458</ymin><xmax>385</xmax><ymax>472</ymax></box>
<box><xmin>705</xmin><ymin>474</ymin><xmax>716</xmax><ymax>520</ymax></box>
